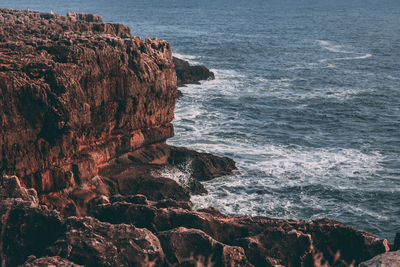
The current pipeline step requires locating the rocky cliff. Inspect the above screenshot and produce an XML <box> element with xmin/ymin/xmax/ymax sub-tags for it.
<box><xmin>0</xmin><ymin>9</ymin><xmax>397</xmax><ymax>267</ymax></box>
<box><xmin>0</xmin><ymin>8</ymin><xmax>177</xmax><ymax>192</ymax></box>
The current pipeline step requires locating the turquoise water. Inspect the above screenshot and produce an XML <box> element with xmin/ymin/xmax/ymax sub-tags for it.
<box><xmin>2</xmin><ymin>0</ymin><xmax>399</xmax><ymax>239</ymax></box>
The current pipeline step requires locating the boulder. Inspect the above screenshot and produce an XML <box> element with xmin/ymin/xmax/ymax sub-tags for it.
<box><xmin>157</xmin><ymin>227</ymin><xmax>253</xmax><ymax>267</ymax></box>
<box><xmin>359</xmin><ymin>250</ymin><xmax>400</xmax><ymax>267</ymax></box>
<box><xmin>173</xmin><ymin>57</ymin><xmax>215</xmax><ymax>86</ymax></box>
<box><xmin>0</xmin><ymin>175</ymin><xmax>38</xmax><ymax>204</ymax></box>
<box><xmin>0</xmin><ymin>199</ymin><xmax>64</xmax><ymax>266</ymax></box>
<box><xmin>169</xmin><ymin>146</ymin><xmax>237</xmax><ymax>181</ymax></box>
<box><xmin>47</xmin><ymin>216</ymin><xmax>165</xmax><ymax>267</ymax></box>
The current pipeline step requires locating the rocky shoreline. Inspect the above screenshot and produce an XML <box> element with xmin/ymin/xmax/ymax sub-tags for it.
<box><xmin>0</xmin><ymin>8</ymin><xmax>398</xmax><ymax>266</ymax></box>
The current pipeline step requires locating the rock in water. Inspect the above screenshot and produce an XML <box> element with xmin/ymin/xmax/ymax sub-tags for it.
<box><xmin>173</xmin><ymin>56</ymin><xmax>215</xmax><ymax>86</ymax></box>
<box><xmin>168</xmin><ymin>146</ymin><xmax>237</xmax><ymax>181</ymax></box>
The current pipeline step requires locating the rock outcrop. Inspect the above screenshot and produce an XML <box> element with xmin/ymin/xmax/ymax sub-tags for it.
<box><xmin>0</xmin><ymin>176</ymin><xmax>65</xmax><ymax>267</ymax></box>
<box><xmin>0</xmin><ymin>8</ymin><xmax>234</xmax><ymax>215</ymax></box>
<box><xmin>89</xmin><ymin>195</ymin><xmax>389</xmax><ymax>266</ymax></box>
<box><xmin>0</xmin><ymin>8</ymin><xmax>177</xmax><ymax>193</ymax></box>
<box><xmin>173</xmin><ymin>56</ymin><xmax>215</xmax><ymax>86</ymax></box>
<box><xmin>0</xmin><ymin>9</ymin><xmax>396</xmax><ymax>267</ymax></box>
<box><xmin>157</xmin><ymin>227</ymin><xmax>253</xmax><ymax>266</ymax></box>
<box><xmin>0</xmin><ymin>175</ymin><xmax>391</xmax><ymax>266</ymax></box>
<box><xmin>47</xmin><ymin>216</ymin><xmax>165</xmax><ymax>267</ymax></box>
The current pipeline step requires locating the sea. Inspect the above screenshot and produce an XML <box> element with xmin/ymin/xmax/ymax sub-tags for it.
<box><xmin>2</xmin><ymin>0</ymin><xmax>399</xmax><ymax>240</ymax></box>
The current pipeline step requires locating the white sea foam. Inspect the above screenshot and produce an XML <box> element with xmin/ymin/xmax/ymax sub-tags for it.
<box><xmin>319</xmin><ymin>53</ymin><xmax>372</xmax><ymax>63</ymax></box>
<box><xmin>151</xmin><ymin>163</ymin><xmax>194</xmax><ymax>189</ymax></box>
<box><xmin>332</xmin><ymin>53</ymin><xmax>372</xmax><ymax>61</ymax></box>
<box><xmin>172</xmin><ymin>52</ymin><xmax>202</xmax><ymax>65</ymax></box>
<box><xmin>317</xmin><ymin>40</ymin><xmax>353</xmax><ymax>54</ymax></box>
<box><xmin>190</xmin><ymin>145</ymin><xmax>385</xmax><ymax>219</ymax></box>
<box><xmin>317</xmin><ymin>40</ymin><xmax>372</xmax><ymax>63</ymax></box>
<box><xmin>184</xmin><ymin>141</ymin><xmax>384</xmax><ymax>183</ymax></box>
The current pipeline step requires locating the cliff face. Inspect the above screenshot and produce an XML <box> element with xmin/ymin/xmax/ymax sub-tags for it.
<box><xmin>0</xmin><ymin>9</ymin><xmax>177</xmax><ymax>192</ymax></box>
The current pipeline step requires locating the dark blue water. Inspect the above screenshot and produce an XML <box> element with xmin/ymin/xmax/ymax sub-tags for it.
<box><xmin>2</xmin><ymin>0</ymin><xmax>399</xmax><ymax>240</ymax></box>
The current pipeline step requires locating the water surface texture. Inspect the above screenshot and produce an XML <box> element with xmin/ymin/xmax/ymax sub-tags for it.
<box><xmin>2</xmin><ymin>0</ymin><xmax>400</xmax><ymax>239</ymax></box>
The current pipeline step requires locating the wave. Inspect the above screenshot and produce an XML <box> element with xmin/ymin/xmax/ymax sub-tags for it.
<box><xmin>181</xmin><ymin>141</ymin><xmax>384</xmax><ymax>183</ymax></box>
<box><xmin>151</xmin><ymin>163</ymin><xmax>193</xmax><ymax>189</ymax></box>
<box><xmin>317</xmin><ymin>40</ymin><xmax>372</xmax><ymax>62</ymax></box>
<box><xmin>172</xmin><ymin>52</ymin><xmax>202</xmax><ymax>65</ymax></box>
<box><xmin>317</xmin><ymin>40</ymin><xmax>353</xmax><ymax>54</ymax></box>
<box><xmin>319</xmin><ymin>53</ymin><xmax>372</xmax><ymax>63</ymax></box>
<box><xmin>331</xmin><ymin>53</ymin><xmax>372</xmax><ymax>61</ymax></box>
<box><xmin>189</xmin><ymin>144</ymin><xmax>386</xmax><ymax>223</ymax></box>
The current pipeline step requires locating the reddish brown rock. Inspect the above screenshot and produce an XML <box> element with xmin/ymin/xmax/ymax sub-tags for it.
<box><xmin>36</xmin><ymin>174</ymin><xmax>117</xmax><ymax>216</ymax></box>
<box><xmin>90</xmin><ymin>197</ymin><xmax>389</xmax><ymax>267</ymax></box>
<box><xmin>47</xmin><ymin>216</ymin><xmax>165</xmax><ymax>267</ymax></box>
<box><xmin>0</xmin><ymin>175</ymin><xmax>38</xmax><ymax>204</ymax></box>
<box><xmin>157</xmin><ymin>227</ymin><xmax>253</xmax><ymax>267</ymax></box>
<box><xmin>0</xmin><ymin>10</ymin><xmax>236</xmax><ymax>221</ymax></box>
<box><xmin>0</xmin><ymin>199</ymin><xmax>65</xmax><ymax>266</ymax></box>
<box><xmin>100</xmin><ymin>143</ymin><xmax>209</xmax><ymax>193</ymax></box>
<box><xmin>0</xmin><ymin>8</ymin><xmax>177</xmax><ymax>193</ymax></box>
<box><xmin>359</xmin><ymin>250</ymin><xmax>400</xmax><ymax>267</ymax></box>
<box><xmin>236</xmin><ymin>228</ymin><xmax>314</xmax><ymax>266</ymax></box>
<box><xmin>35</xmin><ymin>142</ymin><xmax>235</xmax><ymax>216</ymax></box>
<box><xmin>19</xmin><ymin>256</ymin><xmax>83</xmax><ymax>267</ymax></box>
<box><xmin>0</xmin><ymin>175</ymin><xmax>64</xmax><ymax>266</ymax></box>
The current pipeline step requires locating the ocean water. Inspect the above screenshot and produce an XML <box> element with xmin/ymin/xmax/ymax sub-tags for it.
<box><xmin>2</xmin><ymin>0</ymin><xmax>399</xmax><ymax>239</ymax></box>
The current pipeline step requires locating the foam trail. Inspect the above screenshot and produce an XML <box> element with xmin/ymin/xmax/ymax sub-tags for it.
<box><xmin>317</xmin><ymin>40</ymin><xmax>353</xmax><ymax>53</ymax></box>
<box><xmin>317</xmin><ymin>40</ymin><xmax>372</xmax><ymax>62</ymax></box>
<box><xmin>332</xmin><ymin>53</ymin><xmax>372</xmax><ymax>61</ymax></box>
